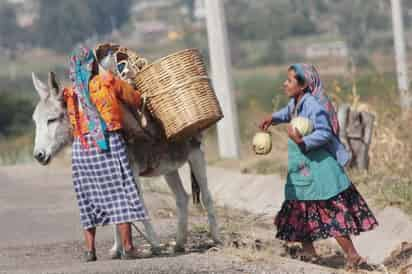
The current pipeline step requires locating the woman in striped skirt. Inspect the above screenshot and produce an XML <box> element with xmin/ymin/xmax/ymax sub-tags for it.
<box><xmin>65</xmin><ymin>46</ymin><xmax>148</xmax><ymax>261</ymax></box>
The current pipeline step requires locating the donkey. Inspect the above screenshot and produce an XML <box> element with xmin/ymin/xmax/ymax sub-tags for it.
<box><xmin>31</xmin><ymin>71</ymin><xmax>220</xmax><ymax>256</ymax></box>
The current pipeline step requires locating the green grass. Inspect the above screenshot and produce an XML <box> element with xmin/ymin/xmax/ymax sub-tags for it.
<box><xmin>0</xmin><ymin>134</ymin><xmax>34</xmax><ymax>166</ymax></box>
<box><xmin>353</xmin><ymin>170</ymin><xmax>412</xmax><ymax>215</ymax></box>
<box><xmin>285</xmin><ymin>33</ymin><xmax>344</xmax><ymax>45</ymax></box>
<box><xmin>0</xmin><ymin>55</ymin><xmax>66</xmax><ymax>79</ymax></box>
<box><xmin>234</xmin><ymin>73</ymin><xmax>287</xmax><ymax>112</ymax></box>
<box><xmin>327</xmin><ymin>72</ymin><xmax>398</xmax><ymax>102</ymax></box>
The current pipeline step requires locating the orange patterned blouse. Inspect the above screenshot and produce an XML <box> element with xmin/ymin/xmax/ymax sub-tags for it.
<box><xmin>64</xmin><ymin>72</ymin><xmax>141</xmax><ymax>137</ymax></box>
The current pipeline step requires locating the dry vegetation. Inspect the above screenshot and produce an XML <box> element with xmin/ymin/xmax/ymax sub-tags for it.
<box><xmin>203</xmin><ymin>64</ymin><xmax>412</xmax><ymax>218</ymax></box>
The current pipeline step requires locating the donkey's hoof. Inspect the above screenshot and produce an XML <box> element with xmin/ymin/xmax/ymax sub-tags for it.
<box><xmin>109</xmin><ymin>249</ymin><xmax>122</xmax><ymax>260</ymax></box>
<box><xmin>151</xmin><ymin>246</ymin><xmax>163</xmax><ymax>256</ymax></box>
<box><xmin>174</xmin><ymin>245</ymin><xmax>185</xmax><ymax>253</ymax></box>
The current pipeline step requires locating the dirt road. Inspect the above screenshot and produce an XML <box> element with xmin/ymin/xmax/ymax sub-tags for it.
<box><xmin>0</xmin><ymin>163</ymin><xmax>402</xmax><ymax>273</ymax></box>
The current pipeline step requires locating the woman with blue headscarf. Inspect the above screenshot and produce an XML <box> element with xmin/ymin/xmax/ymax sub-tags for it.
<box><xmin>260</xmin><ymin>64</ymin><xmax>377</xmax><ymax>270</ymax></box>
<box><xmin>66</xmin><ymin>46</ymin><xmax>148</xmax><ymax>261</ymax></box>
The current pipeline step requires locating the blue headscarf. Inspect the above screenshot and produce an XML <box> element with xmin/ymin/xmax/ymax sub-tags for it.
<box><xmin>69</xmin><ymin>46</ymin><xmax>108</xmax><ymax>151</ymax></box>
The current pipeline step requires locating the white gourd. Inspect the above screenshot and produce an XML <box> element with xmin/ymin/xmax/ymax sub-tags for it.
<box><xmin>290</xmin><ymin>117</ymin><xmax>313</xmax><ymax>136</ymax></box>
<box><xmin>252</xmin><ymin>132</ymin><xmax>272</xmax><ymax>155</ymax></box>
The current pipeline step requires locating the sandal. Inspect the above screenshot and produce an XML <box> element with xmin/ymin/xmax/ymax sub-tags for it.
<box><xmin>121</xmin><ymin>248</ymin><xmax>150</xmax><ymax>260</ymax></box>
<box><xmin>346</xmin><ymin>256</ymin><xmax>376</xmax><ymax>272</ymax></box>
<box><xmin>83</xmin><ymin>250</ymin><xmax>97</xmax><ymax>262</ymax></box>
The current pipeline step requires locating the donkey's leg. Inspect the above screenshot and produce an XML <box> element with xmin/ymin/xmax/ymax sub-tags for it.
<box><xmin>110</xmin><ymin>225</ymin><xmax>122</xmax><ymax>259</ymax></box>
<box><xmin>188</xmin><ymin>147</ymin><xmax>220</xmax><ymax>244</ymax></box>
<box><xmin>109</xmin><ymin>176</ymin><xmax>161</xmax><ymax>257</ymax></box>
<box><xmin>110</xmin><ymin>221</ymin><xmax>162</xmax><ymax>257</ymax></box>
<box><xmin>133</xmin><ymin>176</ymin><xmax>162</xmax><ymax>254</ymax></box>
<box><xmin>164</xmin><ymin>171</ymin><xmax>189</xmax><ymax>252</ymax></box>
<box><xmin>141</xmin><ymin>220</ymin><xmax>162</xmax><ymax>254</ymax></box>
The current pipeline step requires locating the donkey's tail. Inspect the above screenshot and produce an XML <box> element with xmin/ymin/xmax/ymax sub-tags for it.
<box><xmin>189</xmin><ymin>133</ymin><xmax>203</xmax><ymax>205</ymax></box>
<box><xmin>190</xmin><ymin>169</ymin><xmax>201</xmax><ymax>205</ymax></box>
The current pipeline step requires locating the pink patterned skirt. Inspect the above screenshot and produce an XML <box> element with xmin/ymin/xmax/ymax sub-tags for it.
<box><xmin>274</xmin><ymin>184</ymin><xmax>378</xmax><ymax>242</ymax></box>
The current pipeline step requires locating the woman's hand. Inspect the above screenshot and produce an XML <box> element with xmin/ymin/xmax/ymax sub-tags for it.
<box><xmin>287</xmin><ymin>124</ymin><xmax>304</xmax><ymax>144</ymax></box>
<box><xmin>259</xmin><ymin>115</ymin><xmax>273</xmax><ymax>131</ymax></box>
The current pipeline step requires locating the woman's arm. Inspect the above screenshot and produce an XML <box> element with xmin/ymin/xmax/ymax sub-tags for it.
<box><xmin>260</xmin><ymin>100</ymin><xmax>293</xmax><ymax>130</ymax></box>
<box><xmin>111</xmin><ymin>75</ymin><xmax>141</xmax><ymax>108</ymax></box>
<box><xmin>301</xmin><ymin>106</ymin><xmax>333</xmax><ymax>151</ymax></box>
<box><xmin>271</xmin><ymin>102</ymin><xmax>292</xmax><ymax>124</ymax></box>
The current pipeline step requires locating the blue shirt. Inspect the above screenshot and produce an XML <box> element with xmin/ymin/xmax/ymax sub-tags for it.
<box><xmin>271</xmin><ymin>93</ymin><xmax>350</xmax><ymax>167</ymax></box>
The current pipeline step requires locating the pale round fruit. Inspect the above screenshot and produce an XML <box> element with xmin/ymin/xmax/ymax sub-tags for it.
<box><xmin>252</xmin><ymin>131</ymin><xmax>272</xmax><ymax>155</ymax></box>
<box><xmin>290</xmin><ymin>116</ymin><xmax>313</xmax><ymax>136</ymax></box>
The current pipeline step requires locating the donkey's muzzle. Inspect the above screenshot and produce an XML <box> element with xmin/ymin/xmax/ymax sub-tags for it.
<box><xmin>34</xmin><ymin>150</ymin><xmax>49</xmax><ymax>164</ymax></box>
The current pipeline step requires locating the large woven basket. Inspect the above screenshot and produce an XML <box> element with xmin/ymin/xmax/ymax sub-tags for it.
<box><xmin>134</xmin><ymin>49</ymin><xmax>223</xmax><ymax>141</ymax></box>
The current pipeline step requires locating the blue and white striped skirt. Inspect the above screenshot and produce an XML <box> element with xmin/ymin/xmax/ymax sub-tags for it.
<box><xmin>72</xmin><ymin>131</ymin><xmax>148</xmax><ymax>229</ymax></box>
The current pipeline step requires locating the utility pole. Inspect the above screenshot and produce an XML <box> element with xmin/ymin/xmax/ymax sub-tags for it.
<box><xmin>205</xmin><ymin>0</ymin><xmax>240</xmax><ymax>159</ymax></box>
<box><xmin>391</xmin><ymin>0</ymin><xmax>411</xmax><ymax>110</ymax></box>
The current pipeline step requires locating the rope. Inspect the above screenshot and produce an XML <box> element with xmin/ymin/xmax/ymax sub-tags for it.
<box><xmin>132</xmin><ymin>222</ymin><xmax>150</xmax><ymax>243</ymax></box>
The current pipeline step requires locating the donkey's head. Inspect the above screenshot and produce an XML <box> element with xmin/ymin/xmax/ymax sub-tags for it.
<box><xmin>32</xmin><ymin>72</ymin><xmax>72</xmax><ymax>165</ymax></box>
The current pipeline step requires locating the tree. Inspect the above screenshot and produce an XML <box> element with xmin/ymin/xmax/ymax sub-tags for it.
<box><xmin>88</xmin><ymin>0</ymin><xmax>133</xmax><ymax>35</ymax></box>
<box><xmin>332</xmin><ymin>0</ymin><xmax>390</xmax><ymax>66</ymax></box>
<box><xmin>34</xmin><ymin>0</ymin><xmax>133</xmax><ymax>52</ymax></box>
<box><xmin>0</xmin><ymin>93</ymin><xmax>34</xmax><ymax>137</ymax></box>
<box><xmin>35</xmin><ymin>0</ymin><xmax>94</xmax><ymax>51</ymax></box>
<box><xmin>179</xmin><ymin>0</ymin><xmax>196</xmax><ymax>22</ymax></box>
<box><xmin>224</xmin><ymin>0</ymin><xmax>289</xmax><ymax>66</ymax></box>
<box><xmin>289</xmin><ymin>0</ymin><xmax>320</xmax><ymax>34</ymax></box>
<box><xmin>224</xmin><ymin>0</ymin><xmax>320</xmax><ymax>66</ymax></box>
<box><xmin>0</xmin><ymin>2</ymin><xmax>25</xmax><ymax>51</ymax></box>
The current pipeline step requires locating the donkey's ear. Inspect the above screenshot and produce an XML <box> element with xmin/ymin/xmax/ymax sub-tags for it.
<box><xmin>48</xmin><ymin>71</ymin><xmax>63</xmax><ymax>100</ymax></box>
<box><xmin>32</xmin><ymin>72</ymin><xmax>49</xmax><ymax>100</ymax></box>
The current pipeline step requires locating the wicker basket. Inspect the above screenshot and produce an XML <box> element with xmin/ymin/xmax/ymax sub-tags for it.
<box><xmin>94</xmin><ymin>43</ymin><xmax>148</xmax><ymax>80</ymax></box>
<box><xmin>134</xmin><ymin>49</ymin><xmax>223</xmax><ymax>141</ymax></box>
